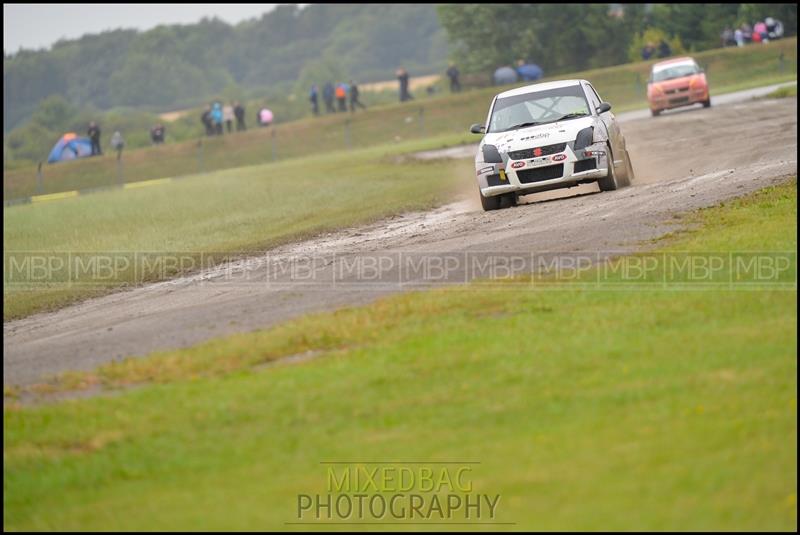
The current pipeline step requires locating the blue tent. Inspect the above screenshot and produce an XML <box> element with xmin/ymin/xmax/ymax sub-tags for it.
<box><xmin>517</xmin><ymin>63</ymin><xmax>544</xmax><ymax>81</ymax></box>
<box><xmin>47</xmin><ymin>133</ymin><xmax>93</xmax><ymax>164</ymax></box>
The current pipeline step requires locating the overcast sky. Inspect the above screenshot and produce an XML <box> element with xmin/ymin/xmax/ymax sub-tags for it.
<box><xmin>4</xmin><ymin>4</ymin><xmax>284</xmax><ymax>53</ymax></box>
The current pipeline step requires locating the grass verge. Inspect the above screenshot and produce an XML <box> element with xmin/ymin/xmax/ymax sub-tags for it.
<box><xmin>763</xmin><ymin>84</ymin><xmax>798</xmax><ymax>99</ymax></box>
<box><xmin>3</xmin><ymin>137</ymin><xmax>473</xmax><ymax>320</ymax></box>
<box><xmin>4</xmin><ymin>180</ymin><xmax>796</xmax><ymax>531</ymax></box>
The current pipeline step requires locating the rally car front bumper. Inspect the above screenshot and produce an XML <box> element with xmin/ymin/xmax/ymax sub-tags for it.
<box><xmin>476</xmin><ymin>142</ymin><xmax>609</xmax><ymax>198</ymax></box>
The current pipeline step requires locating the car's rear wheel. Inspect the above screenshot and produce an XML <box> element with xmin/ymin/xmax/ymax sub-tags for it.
<box><xmin>651</xmin><ymin>108</ymin><xmax>661</xmax><ymax>117</ymax></box>
<box><xmin>479</xmin><ymin>190</ymin><xmax>502</xmax><ymax>211</ymax></box>
<box><xmin>597</xmin><ymin>144</ymin><xmax>620</xmax><ymax>192</ymax></box>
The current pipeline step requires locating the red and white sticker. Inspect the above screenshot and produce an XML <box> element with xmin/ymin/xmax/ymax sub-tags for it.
<box><xmin>551</xmin><ymin>154</ymin><xmax>567</xmax><ymax>162</ymax></box>
<box><xmin>510</xmin><ymin>161</ymin><xmax>525</xmax><ymax>169</ymax></box>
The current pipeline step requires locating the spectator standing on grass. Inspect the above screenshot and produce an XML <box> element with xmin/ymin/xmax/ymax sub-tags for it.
<box><xmin>150</xmin><ymin>124</ymin><xmax>165</xmax><ymax>144</ymax></box>
<box><xmin>752</xmin><ymin>25</ymin><xmax>763</xmax><ymax>43</ymax></box>
<box><xmin>335</xmin><ymin>82</ymin><xmax>348</xmax><ymax>112</ymax></box>
<box><xmin>234</xmin><ymin>101</ymin><xmax>246</xmax><ymax>131</ymax></box>
<box><xmin>721</xmin><ymin>27</ymin><xmax>735</xmax><ymax>47</ymax></box>
<box><xmin>641</xmin><ymin>42</ymin><xmax>656</xmax><ymax>60</ymax></box>
<box><xmin>740</xmin><ymin>23</ymin><xmax>753</xmax><ymax>43</ymax></box>
<box><xmin>734</xmin><ymin>27</ymin><xmax>744</xmax><ymax>47</ymax></box>
<box><xmin>211</xmin><ymin>102</ymin><xmax>223</xmax><ymax>135</ymax></box>
<box><xmin>349</xmin><ymin>80</ymin><xmax>366</xmax><ymax>112</ymax></box>
<box><xmin>201</xmin><ymin>105</ymin><xmax>213</xmax><ymax>136</ymax></box>
<box><xmin>323</xmin><ymin>82</ymin><xmax>335</xmax><ymax>113</ymax></box>
<box><xmin>446</xmin><ymin>63</ymin><xmax>461</xmax><ymax>92</ymax></box>
<box><xmin>223</xmin><ymin>103</ymin><xmax>235</xmax><ymax>133</ymax></box>
<box><xmin>396</xmin><ymin>68</ymin><xmax>413</xmax><ymax>102</ymax></box>
<box><xmin>754</xmin><ymin>20</ymin><xmax>768</xmax><ymax>43</ymax></box>
<box><xmin>310</xmin><ymin>84</ymin><xmax>320</xmax><ymax>116</ymax></box>
<box><xmin>110</xmin><ymin>131</ymin><xmax>124</xmax><ymax>160</ymax></box>
<box><xmin>87</xmin><ymin>121</ymin><xmax>102</xmax><ymax>156</ymax></box>
<box><xmin>257</xmin><ymin>107</ymin><xmax>273</xmax><ymax>127</ymax></box>
<box><xmin>657</xmin><ymin>39</ymin><xmax>671</xmax><ymax>58</ymax></box>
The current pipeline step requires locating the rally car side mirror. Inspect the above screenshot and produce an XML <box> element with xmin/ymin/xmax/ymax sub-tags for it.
<box><xmin>470</xmin><ymin>123</ymin><xmax>486</xmax><ymax>134</ymax></box>
<box><xmin>597</xmin><ymin>102</ymin><xmax>612</xmax><ymax>114</ymax></box>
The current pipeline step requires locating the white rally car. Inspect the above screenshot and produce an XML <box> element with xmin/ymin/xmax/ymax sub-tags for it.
<box><xmin>470</xmin><ymin>79</ymin><xmax>634</xmax><ymax>211</ymax></box>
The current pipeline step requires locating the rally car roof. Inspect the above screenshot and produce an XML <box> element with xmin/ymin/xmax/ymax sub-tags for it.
<box><xmin>494</xmin><ymin>79</ymin><xmax>586</xmax><ymax>100</ymax></box>
<box><xmin>652</xmin><ymin>57</ymin><xmax>698</xmax><ymax>71</ymax></box>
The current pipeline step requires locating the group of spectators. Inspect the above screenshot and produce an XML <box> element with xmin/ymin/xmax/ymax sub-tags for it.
<box><xmin>641</xmin><ymin>40</ymin><xmax>673</xmax><ymax>61</ymax></box>
<box><xmin>307</xmin><ymin>62</ymin><xmax>466</xmax><ymax>116</ymax></box>
<box><xmin>85</xmin><ymin>121</ymin><xmax>168</xmax><ymax>161</ymax></box>
<box><xmin>85</xmin><ymin>122</ymin><xmax>124</xmax><ymax>161</ymax></box>
<box><xmin>721</xmin><ymin>17</ymin><xmax>785</xmax><ymax>48</ymax></box>
<box><xmin>82</xmin><ymin>63</ymin><xmax>455</xmax><ymax>158</ymax></box>
<box><xmin>85</xmin><ymin>97</ymin><xmax>275</xmax><ymax>160</ymax></box>
<box><xmin>309</xmin><ymin>81</ymin><xmax>367</xmax><ymax>115</ymax></box>
<box><xmin>200</xmin><ymin>101</ymin><xmax>248</xmax><ymax>136</ymax></box>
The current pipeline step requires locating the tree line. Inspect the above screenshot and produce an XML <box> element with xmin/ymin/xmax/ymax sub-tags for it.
<box><xmin>4</xmin><ymin>4</ymin><xmax>448</xmax><ymax>132</ymax></box>
<box><xmin>438</xmin><ymin>3</ymin><xmax>796</xmax><ymax>79</ymax></box>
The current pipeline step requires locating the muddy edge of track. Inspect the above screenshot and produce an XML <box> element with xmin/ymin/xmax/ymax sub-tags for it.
<box><xmin>4</xmin><ymin>95</ymin><xmax>798</xmax><ymax>386</ymax></box>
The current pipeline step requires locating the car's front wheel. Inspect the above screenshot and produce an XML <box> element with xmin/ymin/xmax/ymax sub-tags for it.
<box><xmin>702</xmin><ymin>98</ymin><xmax>711</xmax><ymax>108</ymax></box>
<box><xmin>651</xmin><ymin>108</ymin><xmax>662</xmax><ymax>117</ymax></box>
<box><xmin>479</xmin><ymin>190</ymin><xmax>517</xmax><ymax>211</ymax></box>
<box><xmin>479</xmin><ymin>190</ymin><xmax>502</xmax><ymax>211</ymax></box>
<box><xmin>618</xmin><ymin>149</ymin><xmax>635</xmax><ymax>187</ymax></box>
<box><xmin>499</xmin><ymin>192</ymin><xmax>518</xmax><ymax>208</ymax></box>
<box><xmin>598</xmin><ymin>144</ymin><xmax>620</xmax><ymax>191</ymax></box>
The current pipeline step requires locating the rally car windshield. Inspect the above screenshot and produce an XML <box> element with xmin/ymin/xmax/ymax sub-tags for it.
<box><xmin>652</xmin><ymin>63</ymin><xmax>700</xmax><ymax>82</ymax></box>
<box><xmin>488</xmin><ymin>85</ymin><xmax>591</xmax><ymax>133</ymax></box>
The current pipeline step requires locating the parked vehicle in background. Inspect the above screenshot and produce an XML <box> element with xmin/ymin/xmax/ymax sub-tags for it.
<box><xmin>647</xmin><ymin>57</ymin><xmax>710</xmax><ymax>116</ymax></box>
<box><xmin>470</xmin><ymin>79</ymin><xmax>634</xmax><ymax>211</ymax></box>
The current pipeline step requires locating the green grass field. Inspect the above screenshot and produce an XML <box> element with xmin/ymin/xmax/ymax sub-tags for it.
<box><xmin>4</xmin><ymin>180</ymin><xmax>796</xmax><ymax>531</ymax></box>
<box><xmin>3</xmin><ymin>137</ymin><xmax>473</xmax><ymax>320</ymax></box>
<box><xmin>764</xmin><ymin>84</ymin><xmax>798</xmax><ymax>98</ymax></box>
<box><xmin>4</xmin><ymin>38</ymin><xmax>796</xmax><ymax>200</ymax></box>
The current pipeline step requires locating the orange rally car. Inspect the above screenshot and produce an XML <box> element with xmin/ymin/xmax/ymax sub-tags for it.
<box><xmin>647</xmin><ymin>57</ymin><xmax>710</xmax><ymax>117</ymax></box>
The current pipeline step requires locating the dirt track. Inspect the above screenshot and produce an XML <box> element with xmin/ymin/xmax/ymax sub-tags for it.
<box><xmin>4</xmin><ymin>93</ymin><xmax>798</xmax><ymax>386</ymax></box>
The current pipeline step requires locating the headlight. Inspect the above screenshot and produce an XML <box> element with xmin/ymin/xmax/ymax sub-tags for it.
<box><xmin>582</xmin><ymin>141</ymin><xmax>606</xmax><ymax>159</ymax></box>
<box><xmin>574</xmin><ymin>127</ymin><xmax>594</xmax><ymax>151</ymax></box>
<box><xmin>482</xmin><ymin>144</ymin><xmax>503</xmax><ymax>164</ymax></box>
